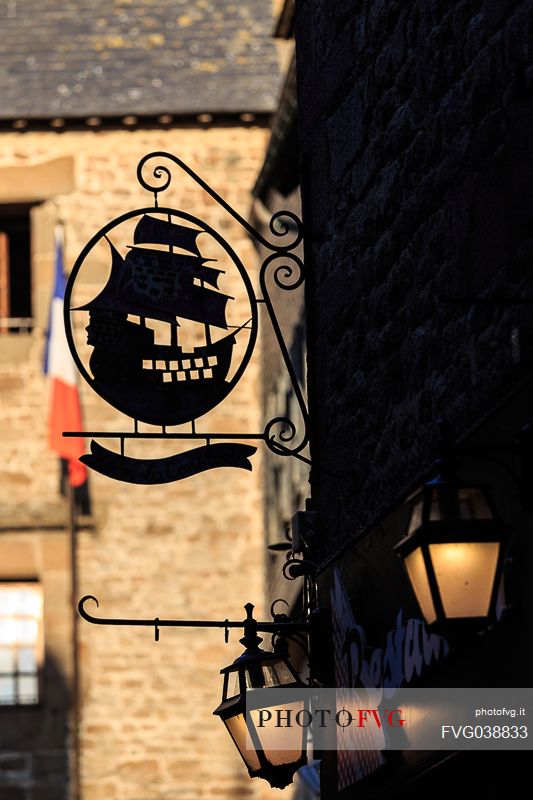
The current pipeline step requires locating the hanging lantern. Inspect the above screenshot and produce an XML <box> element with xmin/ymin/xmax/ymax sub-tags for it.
<box><xmin>394</xmin><ymin>471</ymin><xmax>508</xmax><ymax>626</ymax></box>
<box><xmin>213</xmin><ymin>604</ymin><xmax>307</xmax><ymax>789</ymax></box>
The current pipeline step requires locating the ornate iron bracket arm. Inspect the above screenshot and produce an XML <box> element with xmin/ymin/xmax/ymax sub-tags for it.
<box><xmin>260</xmin><ymin>252</ymin><xmax>309</xmax><ymax>460</ymax></box>
<box><xmin>78</xmin><ymin>595</ymin><xmax>310</xmax><ymax>642</ymax></box>
<box><xmin>79</xmin><ymin>595</ymin><xmax>331</xmax><ymax>685</ymax></box>
<box><xmin>137</xmin><ymin>151</ymin><xmax>304</xmax><ymax>253</ymax></box>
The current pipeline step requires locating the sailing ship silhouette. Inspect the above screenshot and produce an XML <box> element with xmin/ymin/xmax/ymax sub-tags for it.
<box><xmin>77</xmin><ymin>214</ymin><xmax>243</xmax><ymax>426</ymax></box>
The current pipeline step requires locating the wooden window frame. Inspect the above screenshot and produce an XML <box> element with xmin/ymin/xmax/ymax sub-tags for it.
<box><xmin>0</xmin><ymin>206</ymin><xmax>33</xmax><ymax>334</ymax></box>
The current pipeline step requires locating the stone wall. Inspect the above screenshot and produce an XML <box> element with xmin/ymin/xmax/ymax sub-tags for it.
<box><xmin>0</xmin><ymin>126</ymin><xmax>278</xmax><ymax>800</ymax></box>
<box><xmin>295</xmin><ymin>0</ymin><xmax>533</xmax><ymax>558</ymax></box>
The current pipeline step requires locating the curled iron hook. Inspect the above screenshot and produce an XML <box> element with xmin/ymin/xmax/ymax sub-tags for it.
<box><xmin>282</xmin><ymin>557</ymin><xmax>318</xmax><ymax>581</ymax></box>
<box><xmin>270</xmin><ymin>598</ymin><xmax>290</xmax><ymax>619</ymax></box>
<box><xmin>78</xmin><ymin>595</ymin><xmax>99</xmax><ymax>622</ymax></box>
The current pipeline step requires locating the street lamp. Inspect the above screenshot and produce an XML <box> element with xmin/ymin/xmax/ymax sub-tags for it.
<box><xmin>394</xmin><ymin>469</ymin><xmax>507</xmax><ymax>626</ymax></box>
<box><xmin>213</xmin><ymin>604</ymin><xmax>307</xmax><ymax>789</ymax></box>
<box><xmin>78</xmin><ymin>591</ymin><xmax>324</xmax><ymax>789</ymax></box>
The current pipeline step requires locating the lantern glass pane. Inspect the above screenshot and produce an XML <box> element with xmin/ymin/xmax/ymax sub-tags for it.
<box><xmin>404</xmin><ymin>547</ymin><xmax>437</xmax><ymax>625</ymax></box>
<box><xmin>248</xmin><ymin>701</ymin><xmax>306</xmax><ymax>767</ymax></box>
<box><xmin>245</xmin><ymin>662</ymin><xmax>268</xmax><ymax>690</ymax></box>
<box><xmin>225</xmin><ymin>669</ymin><xmax>241</xmax><ymax>700</ymax></box>
<box><xmin>429</xmin><ymin>487</ymin><xmax>492</xmax><ymax>522</ymax></box>
<box><xmin>273</xmin><ymin>660</ymin><xmax>298</xmax><ymax>685</ymax></box>
<box><xmin>408</xmin><ymin>500</ymin><xmax>423</xmax><ymax>534</ymax></box>
<box><xmin>260</xmin><ymin>664</ymin><xmax>280</xmax><ymax>688</ymax></box>
<box><xmin>460</xmin><ymin>488</ymin><xmax>492</xmax><ymax>520</ymax></box>
<box><xmin>262</xmin><ymin>661</ymin><xmax>296</xmax><ymax>688</ymax></box>
<box><xmin>429</xmin><ymin>488</ymin><xmax>460</xmax><ymax>520</ymax></box>
<box><xmin>243</xmin><ymin>658</ymin><xmax>297</xmax><ymax>691</ymax></box>
<box><xmin>429</xmin><ymin>541</ymin><xmax>500</xmax><ymax>618</ymax></box>
<box><xmin>225</xmin><ymin>713</ymin><xmax>261</xmax><ymax>771</ymax></box>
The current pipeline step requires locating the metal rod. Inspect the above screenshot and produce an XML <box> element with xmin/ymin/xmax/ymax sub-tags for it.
<box><xmin>78</xmin><ymin>596</ymin><xmax>310</xmax><ymax>634</ymax></box>
<box><xmin>67</xmin><ymin>482</ymin><xmax>80</xmax><ymax>800</ymax></box>
<box><xmin>64</xmin><ymin>432</ymin><xmax>266</xmax><ymax>440</ymax></box>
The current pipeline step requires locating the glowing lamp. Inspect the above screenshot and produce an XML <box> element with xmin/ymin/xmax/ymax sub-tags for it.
<box><xmin>394</xmin><ymin>472</ymin><xmax>507</xmax><ymax>626</ymax></box>
<box><xmin>213</xmin><ymin>604</ymin><xmax>307</xmax><ymax>789</ymax></box>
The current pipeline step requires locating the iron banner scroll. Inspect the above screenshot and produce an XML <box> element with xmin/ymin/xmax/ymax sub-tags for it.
<box><xmin>63</xmin><ymin>152</ymin><xmax>309</xmax><ymax>484</ymax></box>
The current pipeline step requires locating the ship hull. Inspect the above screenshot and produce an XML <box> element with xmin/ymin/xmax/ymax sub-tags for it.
<box><xmin>87</xmin><ymin>314</ymin><xmax>236</xmax><ymax>426</ymax></box>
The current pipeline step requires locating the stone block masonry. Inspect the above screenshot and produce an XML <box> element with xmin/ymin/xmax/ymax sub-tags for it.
<box><xmin>0</xmin><ymin>126</ymin><xmax>279</xmax><ymax>800</ymax></box>
<box><xmin>295</xmin><ymin>0</ymin><xmax>533</xmax><ymax>557</ymax></box>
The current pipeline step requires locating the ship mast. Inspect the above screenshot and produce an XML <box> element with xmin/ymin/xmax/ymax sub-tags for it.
<box><xmin>203</xmin><ymin>273</ymin><xmax>212</xmax><ymax>347</ymax></box>
<box><xmin>167</xmin><ymin>213</ymin><xmax>179</xmax><ymax>348</ymax></box>
<box><xmin>192</xmin><ymin>216</ymin><xmax>212</xmax><ymax>346</ymax></box>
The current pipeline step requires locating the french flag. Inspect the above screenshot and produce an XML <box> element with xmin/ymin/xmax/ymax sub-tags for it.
<box><xmin>44</xmin><ymin>227</ymin><xmax>87</xmax><ymax>488</ymax></box>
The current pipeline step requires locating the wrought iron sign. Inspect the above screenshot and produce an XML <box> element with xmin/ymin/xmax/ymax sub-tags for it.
<box><xmin>64</xmin><ymin>152</ymin><xmax>309</xmax><ymax>483</ymax></box>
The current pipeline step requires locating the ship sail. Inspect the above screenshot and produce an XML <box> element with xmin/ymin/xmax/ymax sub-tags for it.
<box><xmin>122</xmin><ymin>246</ymin><xmax>231</xmax><ymax>327</ymax></box>
<box><xmin>78</xmin><ymin>226</ymin><xmax>232</xmax><ymax>329</ymax></box>
<box><xmin>133</xmin><ymin>215</ymin><xmax>204</xmax><ymax>256</ymax></box>
<box><xmin>126</xmin><ymin>247</ymin><xmax>223</xmax><ymax>290</ymax></box>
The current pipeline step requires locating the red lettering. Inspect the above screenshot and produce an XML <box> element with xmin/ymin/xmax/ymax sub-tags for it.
<box><xmin>371</xmin><ymin>709</ymin><xmax>382</xmax><ymax>728</ymax></box>
<box><xmin>357</xmin><ymin>710</ymin><xmax>369</xmax><ymax>727</ymax></box>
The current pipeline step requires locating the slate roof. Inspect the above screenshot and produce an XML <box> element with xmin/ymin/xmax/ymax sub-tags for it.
<box><xmin>0</xmin><ymin>0</ymin><xmax>281</xmax><ymax>119</ymax></box>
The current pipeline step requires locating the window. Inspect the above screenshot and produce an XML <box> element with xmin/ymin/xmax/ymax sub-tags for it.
<box><xmin>0</xmin><ymin>582</ymin><xmax>43</xmax><ymax>705</ymax></box>
<box><xmin>0</xmin><ymin>204</ymin><xmax>33</xmax><ymax>334</ymax></box>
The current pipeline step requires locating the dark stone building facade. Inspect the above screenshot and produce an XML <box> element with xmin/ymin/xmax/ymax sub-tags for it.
<box><xmin>293</xmin><ymin>0</ymin><xmax>533</xmax><ymax>796</ymax></box>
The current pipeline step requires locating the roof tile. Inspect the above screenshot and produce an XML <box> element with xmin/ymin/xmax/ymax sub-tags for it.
<box><xmin>0</xmin><ymin>0</ymin><xmax>281</xmax><ymax>118</ymax></box>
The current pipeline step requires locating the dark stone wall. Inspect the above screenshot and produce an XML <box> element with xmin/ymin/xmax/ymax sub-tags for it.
<box><xmin>0</xmin><ymin>655</ymin><xmax>70</xmax><ymax>800</ymax></box>
<box><xmin>295</xmin><ymin>0</ymin><xmax>533</xmax><ymax>558</ymax></box>
<box><xmin>0</xmin><ymin>533</ymin><xmax>72</xmax><ymax>800</ymax></box>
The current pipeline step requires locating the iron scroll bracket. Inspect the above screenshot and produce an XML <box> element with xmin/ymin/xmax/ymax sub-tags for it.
<box><xmin>63</xmin><ymin>151</ymin><xmax>310</xmax><ymax>483</ymax></box>
<box><xmin>137</xmin><ymin>152</ymin><xmax>304</xmax><ymax>254</ymax></box>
